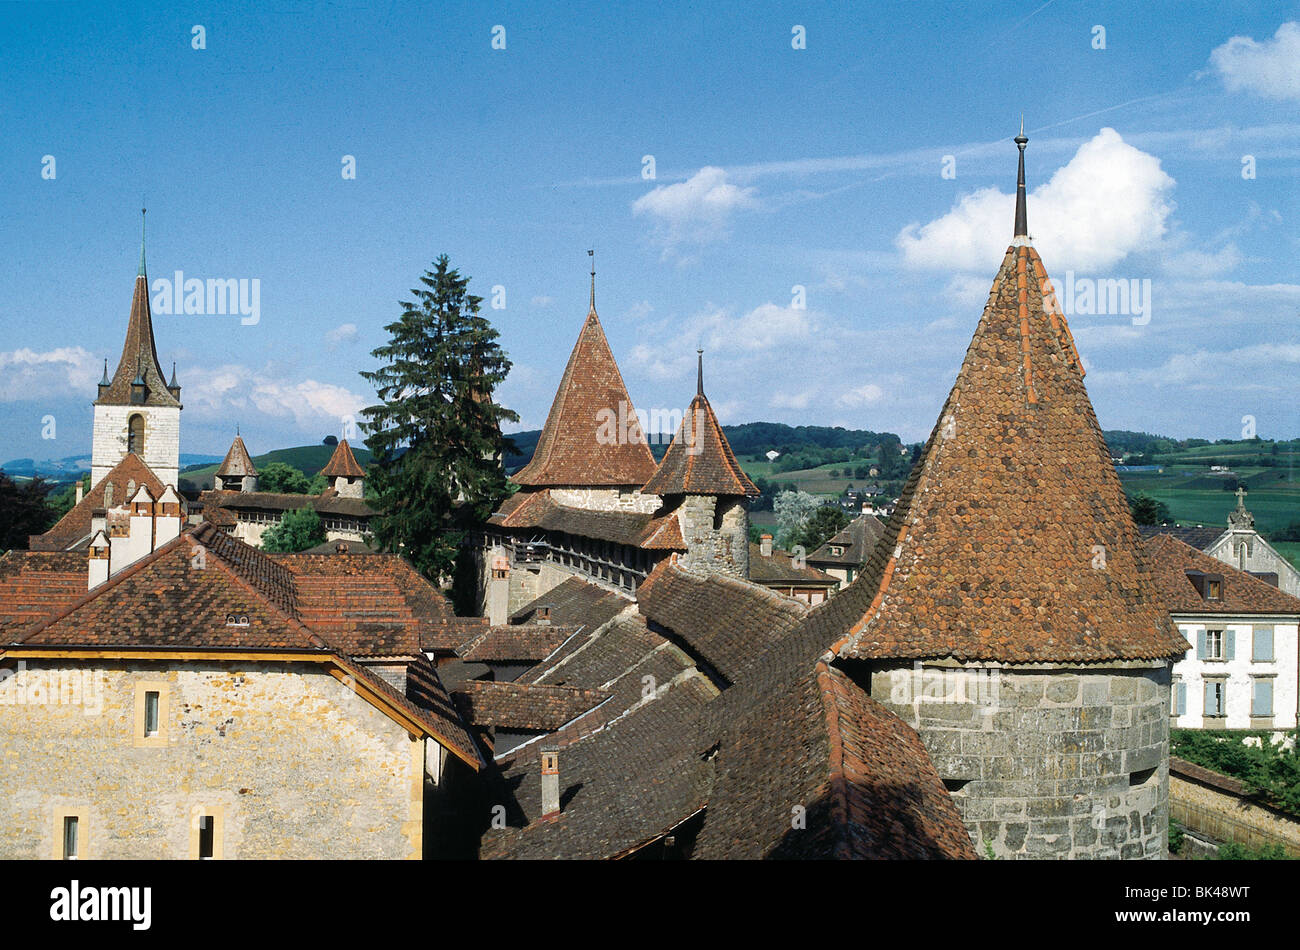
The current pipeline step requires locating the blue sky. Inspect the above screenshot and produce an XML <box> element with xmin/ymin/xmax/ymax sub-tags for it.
<box><xmin>2</xmin><ymin>1</ymin><xmax>1298</xmax><ymax>462</ymax></box>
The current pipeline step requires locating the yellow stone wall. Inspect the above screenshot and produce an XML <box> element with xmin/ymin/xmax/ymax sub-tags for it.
<box><xmin>0</xmin><ymin>660</ymin><xmax>424</xmax><ymax>859</ymax></box>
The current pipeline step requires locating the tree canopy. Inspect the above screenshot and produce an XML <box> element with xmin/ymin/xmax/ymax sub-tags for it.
<box><xmin>260</xmin><ymin>508</ymin><xmax>327</xmax><ymax>553</ymax></box>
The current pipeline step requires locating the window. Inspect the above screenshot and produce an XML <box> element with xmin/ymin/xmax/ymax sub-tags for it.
<box><xmin>1252</xmin><ymin>679</ymin><xmax>1274</xmax><ymax>718</ymax></box>
<box><xmin>1204</xmin><ymin>681</ymin><xmax>1226</xmax><ymax>717</ymax></box>
<box><xmin>1205</xmin><ymin>629</ymin><xmax>1223</xmax><ymax>660</ymax></box>
<box><xmin>63</xmin><ymin>816</ymin><xmax>79</xmax><ymax>860</ymax></box>
<box><xmin>144</xmin><ymin>691</ymin><xmax>159</xmax><ymax>737</ymax></box>
<box><xmin>1253</xmin><ymin>625</ymin><xmax>1274</xmax><ymax>662</ymax></box>
<box><xmin>198</xmin><ymin>816</ymin><xmax>215</xmax><ymax>859</ymax></box>
<box><xmin>134</xmin><ymin>682</ymin><xmax>168</xmax><ymax>747</ymax></box>
<box><xmin>1206</xmin><ymin>579</ymin><xmax>1222</xmax><ymax>600</ymax></box>
<box><xmin>127</xmin><ymin>414</ymin><xmax>145</xmax><ymax>455</ymax></box>
<box><xmin>830</xmin><ymin>545</ymin><xmax>843</xmax><ymax>556</ymax></box>
<box><xmin>1198</xmin><ymin>628</ymin><xmax>1233</xmax><ymax>661</ymax></box>
<box><xmin>1171</xmin><ymin>681</ymin><xmax>1187</xmax><ymax>716</ymax></box>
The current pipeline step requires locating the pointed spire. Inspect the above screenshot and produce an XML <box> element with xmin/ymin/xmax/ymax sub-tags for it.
<box><xmin>588</xmin><ymin>248</ymin><xmax>596</xmax><ymax>314</ymax></box>
<box><xmin>168</xmin><ymin>361</ymin><xmax>179</xmax><ymax>388</ymax></box>
<box><xmin>138</xmin><ymin>207</ymin><xmax>147</xmax><ymax>278</ymax></box>
<box><xmin>100</xmin><ymin>359</ymin><xmax>110</xmax><ymax>387</ymax></box>
<box><xmin>1013</xmin><ymin>119</ymin><xmax>1029</xmax><ymax>242</ymax></box>
<box><xmin>697</xmin><ymin>348</ymin><xmax>704</xmax><ymax>396</ymax></box>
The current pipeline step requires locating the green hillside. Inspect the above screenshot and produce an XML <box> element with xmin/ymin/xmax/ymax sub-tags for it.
<box><xmin>179</xmin><ymin>443</ymin><xmax>373</xmax><ymax>490</ymax></box>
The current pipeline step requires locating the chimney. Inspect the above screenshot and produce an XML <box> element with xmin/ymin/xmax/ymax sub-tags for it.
<box><xmin>540</xmin><ymin>748</ymin><xmax>560</xmax><ymax>818</ymax></box>
<box><xmin>760</xmin><ymin>534</ymin><xmax>773</xmax><ymax>558</ymax></box>
<box><xmin>536</xmin><ymin>604</ymin><xmax>552</xmax><ymax>625</ymax></box>
<box><xmin>335</xmin><ymin>541</ymin><xmax>349</xmax><ymax>554</ymax></box>
<box><xmin>75</xmin><ymin>482</ymin><xmax>84</xmax><ymax>505</ymax></box>
<box><xmin>88</xmin><ymin>530</ymin><xmax>110</xmax><ymax>590</ymax></box>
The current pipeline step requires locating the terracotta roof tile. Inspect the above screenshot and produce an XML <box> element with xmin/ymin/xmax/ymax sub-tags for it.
<box><xmin>319</xmin><ymin>439</ymin><xmax>366</xmax><ymax>478</ymax></box>
<box><xmin>215</xmin><ymin>436</ymin><xmax>257</xmax><ymax>477</ymax></box>
<box><xmin>510</xmin><ymin>576</ymin><xmax>633</xmax><ymax>629</ymax></box>
<box><xmin>808</xmin><ymin>513</ymin><xmax>887</xmax><ymax>567</ymax></box>
<box><xmin>455</xmin><ymin>624</ymin><xmax>578</xmax><ymax>663</ymax></box>
<box><xmin>0</xmin><ymin>551</ymin><xmax>87</xmax><ymax>637</ymax></box>
<box><xmin>31</xmin><ymin>454</ymin><xmax>166</xmax><ymax>549</ymax></box>
<box><xmin>512</xmin><ymin>307</ymin><xmax>657</xmax><ymax>486</ymax></box>
<box><xmin>642</xmin><ymin>393</ymin><xmax>757</xmax><ymax>497</ymax></box>
<box><xmin>95</xmin><ymin>274</ymin><xmax>180</xmax><ymax>408</ymax></box>
<box><xmin>814</xmin><ymin>245</ymin><xmax>1185</xmax><ymax>664</ymax></box>
<box><xmin>747</xmin><ymin>543</ymin><xmax>839</xmax><ymax>587</ymax></box>
<box><xmin>491</xmin><ymin>489</ymin><xmax>685</xmax><ymax>551</ymax></box>
<box><xmin>453</xmin><ymin>681</ymin><xmax>611</xmax><ymax>731</ymax></box>
<box><xmin>1144</xmin><ymin>534</ymin><xmax>1300</xmax><ymax>616</ymax></box>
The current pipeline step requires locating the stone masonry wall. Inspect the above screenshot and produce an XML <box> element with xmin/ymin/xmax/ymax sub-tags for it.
<box><xmin>676</xmin><ymin>495</ymin><xmax>747</xmax><ymax>580</ymax></box>
<box><xmin>0</xmin><ymin>660</ymin><xmax>423</xmax><ymax>859</ymax></box>
<box><xmin>549</xmin><ymin>487</ymin><xmax>661</xmax><ymax>514</ymax></box>
<box><xmin>867</xmin><ymin>662</ymin><xmax>1172</xmax><ymax>859</ymax></box>
<box><xmin>92</xmin><ymin>404</ymin><xmax>180</xmax><ymax>489</ymax></box>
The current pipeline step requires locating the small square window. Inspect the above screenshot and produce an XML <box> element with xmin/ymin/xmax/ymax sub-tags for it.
<box><xmin>1206</xmin><ymin>579</ymin><xmax>1222</xmax><ymax>600</ymax></box>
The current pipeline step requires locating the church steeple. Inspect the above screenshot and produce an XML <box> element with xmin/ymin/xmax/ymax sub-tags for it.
<box><xmin>138</xmin><ymin>207</ymin><xmax>148</xmax><ymax>278</ymax></box>
<box><xmin>588</xmin><ymin>249</ymin><xmax>596</xmax><ymax>314</ymax></box>
<box><xmin>1014</xmin><ymin>119</ymin><xmax>1029</xmax><ymax>243</ymax></box>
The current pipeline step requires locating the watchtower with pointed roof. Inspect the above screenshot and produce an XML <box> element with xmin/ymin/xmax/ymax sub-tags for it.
<box><xmin>643</xmin><ymin>351</ymin><xmax>758</xmax><ymax>579</ymax></box>
<box><xmin>511</xmin><ymin>266</ymin><xmax>660</xmax><ymax>514</ymax></box>
<box><xmin>798</xmin><ymin>131</ymin><xmax>1187</xmax><ymax>859</ymax></box>
<box><xmin>320</xmin><ymin>439</ymin><xmax>366</xmax><ymax>498</ymax></box>
<box><xmin>91</xmin><ymin>211</ymin><xmax>182</xmax><ymax>490</ymax></box>
<box><xmin>215</xmin><ymin>435</ymin><xmax>258</xmax><ymax>492</ymax></box>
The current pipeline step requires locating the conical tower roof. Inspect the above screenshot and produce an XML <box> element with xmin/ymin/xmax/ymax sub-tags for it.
<box><xmin>800</xmin><ymin>135</ymin><xmax>1184</xmax><ymax>665</ymax></box>
<box><xmin>643</xmin><ymin>354</ymin><xmax>757</xmax><ymax>497</ymax></box>
<box><xmin>96</xmin><ymin>211</ymin><xmax>179</xmax><ymax>408</ymax></box>
<box><xmin>320</xmin><ymin>439</ymin><xmax>366</xmax><ymax>479</ymax></box>
<box><xmin>513</xmin><ymin>283</ymin><xmax>657</xmax><ymax>487</ymax></box>
<box><xmin>216</xmin><ymin>436</ymin><xmax>257</xmax><ymax>477</ymax></box>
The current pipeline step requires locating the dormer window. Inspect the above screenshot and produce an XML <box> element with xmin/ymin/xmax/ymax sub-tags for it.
<box><xmin>830</xmin><ymin>545</ymin><xmax>844</xmax><ymax>556</ymax></box>
<box><xmin>1206</xmin><ymin>579</ymin><xmax>1222</xmax><ymax>600</ymax></box>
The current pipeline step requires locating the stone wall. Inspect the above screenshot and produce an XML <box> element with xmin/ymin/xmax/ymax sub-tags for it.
<box><xmin>867</xmin><ymin>661</ymin><xmax>1172</xmax><ymax>859</ymax></box>
<box><xmin>1169</xmin><ymin>757</ymin><xmax>1300</xmax><ymax>856</ymax></box>
<box><xmin>92</xmin><ymin>404</ymin><xmax>180</xmax><ymax>489</ymax></box>
<box><xmin>676</xmin><ymin>495</ymin><xmax>748</xmax><ymax>580</ymax></box>
<box><xmin>549</xmin><ymin>487</ymin><xmax>661</xmax><ymax>514</ymax></box>
<box><xmin>0</xmin><ymin>660</ymin><xmax>425</xmax><ymax>859</ymax></box>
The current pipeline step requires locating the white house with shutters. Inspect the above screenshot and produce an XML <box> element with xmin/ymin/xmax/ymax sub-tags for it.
<box><xmin>1146</xmin><ymin>534</ymin><xmax>1300</xmax><ymax>730</ymax></box>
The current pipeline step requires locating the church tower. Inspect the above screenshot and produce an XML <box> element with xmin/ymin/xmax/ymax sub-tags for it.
<box><xmin>91</xmin><ymin>211</ymin><xmax>182</xmax><ymax>489</ymax></box>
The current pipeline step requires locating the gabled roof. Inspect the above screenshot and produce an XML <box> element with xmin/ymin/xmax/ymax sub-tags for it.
<box><xmin>511</xmin><ymin>307</ymin><xmax>657</xmax><ymax>487</ymax></box>
<box><xmin>808</xmin><ymin>513</ymin><xmax>887</xmax><ymax>567</ymax></box>
<box><xmin>6</xmin><ymin>523</ymin><xmax>479</xmax><ymax>765</ymax></box>
<box><xmin>453</xmin><ymin>681</ymin><xmax>610</xmax><ymax>731</ymax></box>
<box><xmin>320</xmin><ymin>439</ymin><xmax>366</xmax><ymax>478</ymax></box>
<box><xmin>747</xmin><ymin>543</ymin><xmax>839</xmax><ymax>588</ymax></box>
<box><xmin>641</xmin><ymin>391</ymin><xmax>757</xmax><ymax>497</ymax></box>
<box><xmin>216</xmin><ymin>436</ymin><xmax>257</xmax><ymax>477</ymax></box>
<box><xmin>0</xmin><ymin>551</ymin><xmax>87</xmax><ymax>638</ymax></box>
<box><xmin>198</xmin><ymin>489</ymin><xmax>375</xmax><ymax>519</ymax></box>
<box><xmin>96</xmin><ymin>269</ymin><xmax>179</xmax><ymax>408</ymax></box>
<box><xmin>510</xmin><ymin>576</ymin><xmax>633</xmax><ymax>630</ymax></box>
<box><xmin>813</xmin><ymin>243</ymin><xmax>1184</xmax><ymax>664</ymax></box>
<box><xmin>1144</xmin><ymin>534</ymin><xmax>1300</xmax><ymax>617</ymax></box>
<box><xmin>30</xmin><ymin>453</ymin><xmax>167</xmax><ymax>550</ymax></box>
<box><xmin>455</xmin><ymin>624</ymin><xmax>578</xmax><ymax>663</ymax></box>
<box><xmin>1137</xmin><ymin>524</ymin><xmax>1227</xmax><ymax>552</ymax></box>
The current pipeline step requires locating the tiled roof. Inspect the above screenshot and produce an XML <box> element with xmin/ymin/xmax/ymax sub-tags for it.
<box><xmin>1144</xmin><ymin>534</ymin><xmax>1300</xmax><ymax>617</ymax></box>
<box><xmin>642</xmin><ymin>392</ymin><xmax>758</xmax><ymax>497</ymax></box>
<box><xmin>808</xmin><ymin>513</ymin><xmax>887</xmax><ymax>567</ymax></box>
<box><xmin>490</xmin><ymin>489</ymin><xmax>685</xmax><ymax>551</ymax></box>
<box><xmin>95</xmin><ymin>273</ymin><xmax>180</xmax><ymax>408</ymax></box>
<box><xmin>510</xmin><ymin>576</ymin><xmax>633</xmax><ymax>629</ymax></box>
<box><xmin>1137</xmin><ymin>524</ymin><xmax>1227</xmax><ymax>552</ymax></box>
<box><xmin>453</xmin><ymin>681</ymin><xmax>610</xmax><ymax>731</ymax></box>
<box><xmin>0</xmin><ymin>551</ymin><xmax>87</xmax><ymax>637</ymax></box>
<box><xmin>455</xmin><ymin>624</ymin><xmax>578</xmax><ymax>663</ymax></box>
<box><xmin>216</xmin><ymin>436</ymin><xmax>257</xmax><ymax>477</ymax></box>
<box><xmin>637</xmin><ymin>560</ymin><xmax>810</xmax><ymax>683</ymax></box>
<box><xmin>6</xmin><ymin>524</ymin><xmax>479</xmax><ymax>766</ymax></box>
<box><xmin>693</xmin><ymin>652</ymin><xmax>977</xmax><ymax>859</ymax></box>
<box><xmin>747</xmin><ymin>543</ymin><xmax>839</xmax><ymax>587</ymax></box>
<box><xmin>819</xmin><ymin>245</ymin><xmax>1185</xmax><ymax>664</ymax></box>
<box><xmin>31</xmin><ymin>454</ymin><xmax>166</xmax><ymax>550</ymax></box>
<box><xmin>300</xmin><ymin>538</ymin><xmax>376</xmax><ymax>554</ymax></box>
<box><xmin>511</xmin><ymin>308</ymin><xmax>658</xmax><ymax>486</ymax></box>
<box><xmin>320</xmin><ymin>439</ymin><xmax>366</xmax><ymax>478</ymax></box>
<box><xmin>198</xmin><ymin>489</ymin><xmax>375</xmax><ymax>518</ymax></box>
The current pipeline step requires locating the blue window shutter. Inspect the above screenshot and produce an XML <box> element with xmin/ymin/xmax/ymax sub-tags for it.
<box><xmin>1197</xmin><ymin>629</ymin><xmax>1206</xmax><ymax>660</ymax></box>
<box><xmin>1253</xmin><ymin>626</ymin><xmax>1274</xmax><ymax>662</ymax></box>
<box><xmin>1225</xmin><ymin>629</ymin><xmax>1235</xmax><ymax>660</ymax></box>
<box><xmin>1203</xmin><ymin>682</ymin><xmax>1213</xmax><ymax>714</ymax></box>
<box><xmin>1253</xmin><ymin>680</ymin><xmax>1273</xmax><ymax>717</ymax></box>
<box><xmin>1176</xmin><ymin>683</ymin><xmax>1186</xmax><ymax>716</ymax></box>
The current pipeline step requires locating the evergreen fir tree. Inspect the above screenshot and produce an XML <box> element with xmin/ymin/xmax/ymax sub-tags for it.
<box><xmin>360</xmin><ymin>255</ymin><xmax>518</xmax><ymax>581</ymax></box>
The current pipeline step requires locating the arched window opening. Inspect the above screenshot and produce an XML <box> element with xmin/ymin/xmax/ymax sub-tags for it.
<box><xmin>128</xmin><ymin>414</ymin><xmax>145</xmax><ymax>456</ymax></box>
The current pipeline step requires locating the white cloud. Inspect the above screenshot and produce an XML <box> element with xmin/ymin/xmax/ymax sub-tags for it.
<box><xmin>837</xmin><ymin>383</ymin><xmax>884</xmax><ymax>408</ymax></box>
<box><xmin>530</xmin><ymin>295</ymin><xmax>554</xmax><ymax>307</ymax></box>
<box><xmin>0</xmin><ymin>346</ymin><xmax>100</xmax><ymax>402</ymax></box>
<box><xmin>1209</xmin><ymin>22</ymin><xmax>1300</xmax><ymax>102</ymax></box>
<box><xmin>1160</xmin><ymin>244</ymin><xmax>1243</xmax><ymax>278</ymax></box>
<box><xmin>896</xmin><ymin>128</ymin><xmax>1175</xmax><ymax>273</ymax></box>
<box><xmin>770</xmin><ymin>389</ymin><xmax>815</xmax><ymax>410</ymax></box>
<box><xmin>182</xmin><ymin>364</ymin><xmax>367</xmax><ymax>431</ymax></box>
<box><xmin>632</xmin><ymin>166</ymin><xmax>759</xmax><ymax>249</ymax></box>
<box><xmin>325</xmin><ymin>322</ymin><xmax>359</xmax><ymax>347</ymax></box>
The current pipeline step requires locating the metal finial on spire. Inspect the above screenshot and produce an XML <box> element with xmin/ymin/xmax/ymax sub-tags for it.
<box><xmin>696</xmin><ymin>348</ymin><xmax>704</xmax><ymax>396</ymax></box>
<box><xmin>100</xmin><ymin>358</ymin><xmax>110</xmax><ymax>386</ymax></box>
<box><xmin>1014</xmin><ymin>122</ymin><xmax>1029</xmax><ymax>241</ymax></box>
<box><xmin>169</xmin><ymin>361</ymin><xmax>179</xmax><ymax>388</ymax></box>
<box><xmin>588</xmin><ymin>249</ymin><xmax>596</xmax><ymax>313</ymax></box>
<box><xmin>139</xmin><ymin>207</ymin><xmax>147</xmax><ymax>277</ymax></box>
